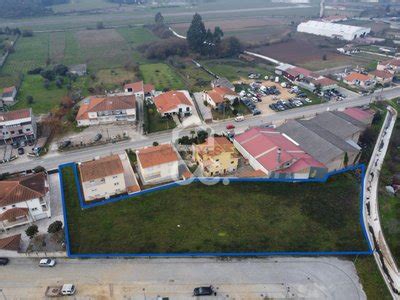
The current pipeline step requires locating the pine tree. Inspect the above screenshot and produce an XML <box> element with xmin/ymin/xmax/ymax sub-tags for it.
<box><xmin>187</xmin><ymin>13</ymin><xmax>206</xmax><ymax>52</ymax></box>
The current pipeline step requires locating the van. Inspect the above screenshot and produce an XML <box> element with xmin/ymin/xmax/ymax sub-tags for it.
<box><xmin>234</xmin><ymin>115</ymin><xmax>244</xmax><ymax>122</ymax></box>
<box><xmin>61</xmin><ymin>284</ymin><xmax>76</xmax><ymax>296</ymax></box>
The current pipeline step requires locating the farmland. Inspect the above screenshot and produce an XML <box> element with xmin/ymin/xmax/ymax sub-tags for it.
<box><xmin>61</xmin><ymin>166</ymin><xmax>368</xmax><ymax>254</ymax></box>
<box><xmin>140</xmin><ymin>63</ymin><xmax>186</xmax><ymax>91</ymax></box>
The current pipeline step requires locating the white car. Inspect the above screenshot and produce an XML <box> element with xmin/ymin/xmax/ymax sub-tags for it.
<box><xmin>61</xmin><ymin>284</ymin><xmax>76</xmax><ymax>296</ymax></box>
<box><xmin>39</xmin><ymin>258</ymin><xmax>56</xmax><ymax>267</ymax></box>
<box><xmin>234</xmin><ymin>115</ymin><xmax>244</xmax><ymax>122</ymax></box>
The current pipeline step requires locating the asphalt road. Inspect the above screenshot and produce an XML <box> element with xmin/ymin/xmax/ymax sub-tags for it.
<box><xmin>0</xmin><ymin>257</ymin><xmax>366</xmax><ymax>299</ymax></box>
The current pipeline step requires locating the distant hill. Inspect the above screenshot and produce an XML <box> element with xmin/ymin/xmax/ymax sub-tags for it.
<box><xmin>0</xmin><ymin>0</ymin><xmax>69</xmax><ymax>19</ymax></box>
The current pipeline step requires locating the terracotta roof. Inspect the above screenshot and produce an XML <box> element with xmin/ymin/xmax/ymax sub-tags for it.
<box><xmin>0</xmin><ymin>207</ymin><xmax>29</xmax><ymax>222</ymax></box>
<box><xmin>0</xmin><ymin>109</ymin><xmax>31</xmax><ymax>123</ymax></box>
<box><xmin>343</xmin><ymin>107</ymin><xmax>375</xmax><ymax>122</ymax></box>
<box><xmin>76</xmin><ymin>95</ymin><xmax>136</xmax><ymax>121</ymax></box>
<box><xmin>207</xmin><ymin>87</ymin><xmax>237</xmax><ymax>105</ymax></box>
<box><xmin>124</xmin><ymin>81</ymin><xmax>155</xmax><ymax>94</ymax></box>
<box><xmin>144</xmin><ymin>83</ymin><xmax>155</xmax><ymax>94</ymax></box>
<box><xmin>3</xmin><ymin>86</ymin><xmax>16</xmax><ymax>94</ymax></box>
<box><xmin>195</xmin><ymin>137</ymin><xmax>235</xmax><ymax>158</ymax></box>
<box><xmin>0</xmin><ymin>173</ymin><xmax>48</xmax><ymax>206</ymax></box>
<box><xmin>154</xmin><ymin>91</ymin><xmax>192</xmax><ymax>114</ymax></box>
<box><xmin>344</xmin><ymin>72</ymin><xmax>370</xmax><ymax>82</ymax></box>
<box><xmin>137</xmin><ymin>144</ymin><xmax>179</xmax><ymax>168</ymax></box>
<box><xmin>312</xmin><ymin>76</ymin><xmax>337</xmax><ymax>87</ymax></box>
<box><xmin>235</xmin><ymin>127</ymin><xmax>324</xmax><ymax>173</ymax></box>
<box><xmin>370</xmin><ymin>70</ymin><xmax>393</xmax><ymax>79</ymax></box>
<box><xmin>0</xmin><ymin>234</ymin><xmax>21</xmax><ymax>251</ymax></box>
<box><xmin>286</xmin><ymin>67</ymin><xmax>313</xmax><ymax>78</ymax></box>
<box><xmin>79</xmin><ymin>155</ymin><xmax>124</xmax><ymax>182</ymax></box>
<box><xmin>380</xmin><ymin>58</ymin><xmax>400</xmax><ymax>67</ymax></box>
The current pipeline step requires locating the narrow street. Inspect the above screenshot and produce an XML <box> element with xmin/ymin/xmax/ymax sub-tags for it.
<box><xmin>364</xmin><ymin>105</ymin><xmax>400</xmax><ymax>298</ymax></box>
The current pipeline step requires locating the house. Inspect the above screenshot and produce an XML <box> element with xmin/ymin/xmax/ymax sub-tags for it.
<box><xmin>68</xmin><ymin>64</ymin><xmax>87</xmax><ymax>76</ymax></box>
<box><xmin>278</xmin><ymin>119</ymin><xmax>361</xmax><ymax>172</ymax></box>
<box><xmin>153</xmin><ymin>91</ymin><xmax>192</xmax><ymax>117</ymax></box>
<box><xmin>204</xmin><ymin>87</ymin><xmax>238</xmax><ymax>108</ymax></box>
<box><xmin>233</xmin><ymin>127</ymin><xmax>327</xmax><ymax>179</ymax></box>
<box><xmin>0</xmin><ymin>172</ymin><xmax>51</xmax><ymax>231</ymax></box>
<box><xmin>136</xmin><ymin>144</ymin><xmax>180</xmax><ymax>184</ymax></box>
<box><xmin>124</xmin><ymin>81</ymin><xmax>155</xmax><ymax>101</ymax></box>
<box><xmin>369</xmin><ymin>70</ymin><xmax>393</xmax><ymax>86</ymax></box>
<box><xmin>1</xmin><ymin>86</ymin><xmax>17</xmax><ymax>104</ymax></box>
<box><xmin>298</xmin><ymin>76</ymin><xmax>338</xmax><ymax>92</ymax></box>
<box><xmin>76</xmin><ymin>95</ymin><xmax>136</xmax><ymax>127</ymax></box>
<box><xmin>211</xmin><ymin>77</ymin><xmax>235</xmax><ymax>91</ymax></box>
<box><xmin>79</xmin><ymin>153</ymin><xmax>140</xmax><ymax>201</ymax></box>
<box><xmin>284</xmin><ymin>67</ymin><xmax>314</xmax><ymax>81</ymax></box>
<box><xmin>193</xmin><ymin>137</ymin><xmax>239</xmax><ymax>176</ymax></box>
<box><xmin>0</xmin><ymin>234</ymin><xmax>21</xmax><ymax>254</ymax></box>
<box><xmin>377</xmin><ymin>58</ymin><xmax>400</xmax><ymax>74</ymax></box>
<box><xmin>297</xmin><ymin>21</ymin><xmax>370</xmax><ymax>41</ymax></box>
<box><xmin>0</xmin><ymin>108</ymin><xmax>36</xmax><ymax>144</ymax></box>
<box><xmin>343</xmin><ymin>72</ymin><xmax>375</xmax><ymax>89</ymax></box>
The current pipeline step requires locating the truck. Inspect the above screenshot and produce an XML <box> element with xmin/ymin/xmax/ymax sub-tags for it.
<box><xmin>45</xmin><ymin>284</ymin><xmax>76</xmax><ymax>297</ymax></box>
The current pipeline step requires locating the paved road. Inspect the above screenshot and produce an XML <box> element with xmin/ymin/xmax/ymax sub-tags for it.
<box><xmin>364</xmin><ymin>105</ymin><xmax>400</xmax><ymax>298</ymax></box>
<box><xmin>0</xmin><ymin>257</ymin><xmax>366</xmax><ymax>299</ymax></box>
<box><xmin>1</xmin><ymin>86</ymin><xmax>400</xmax><ymax>175</ymax></box>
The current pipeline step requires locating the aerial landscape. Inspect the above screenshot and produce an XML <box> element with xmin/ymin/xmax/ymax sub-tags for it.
<box><xmin>0</xmin><ymin>0</ymin><xmax>400</xmax><ymax>299</ymax></box>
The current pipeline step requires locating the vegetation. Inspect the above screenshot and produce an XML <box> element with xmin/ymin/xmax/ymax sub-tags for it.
<box><xmin>354</xmin><ymin>257</ymin><xmax>392</xmax><ymax>299</ymax></box>
<box><xmin>139</xmin><ymin>63</ymin><xmax>185</xmax><ymax>91</ymax></box>
<box><xmin>48</xmin><ymin>220</ymin><xmax>63</xmax><ymax>234</ymax></box>
<box><xmin>25</xmin><ymin>224</ymin><xmax>39</xmax><ymax>240</ymax></box>
<box><xmin>0</xmin><ymin>0</ymin><xmax>69</xmax><ymax>18</ymax></box>
<box><xmin>143</xmin><ymin>103</ymin><xmax>176</xmax><ymax>133</ymax></box>
<box><xmin>61</xmin><ymin>166</ymin><xmax>368</xmax><ymax>254</ymax></box>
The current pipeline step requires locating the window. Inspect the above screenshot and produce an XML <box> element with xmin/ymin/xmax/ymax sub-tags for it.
<box><xmin>112</xmin><ymin>175</ymin><xmax>118</xmax><ymax>179</ymax></box>
<box><xmin>31</xmin><ymin>207</ymin><xmax>38</xmax><ymax>211</ymax></box>
<box><xmin>186</xmin><ymin>107</ymin><xmax>190</xmax><ymax>111</ymax></box>
<box><xmin>12</xmin><ymin>205</ymin><xmax>16</xmax><ymax>208</ymax></box>
<box><xmin>18</xmin><ymin>129</ymin><xmax>23</xmax><ymax>134</ymax></box>
<box><xmin>26</xmin><ymin>128</ymin><xmax>30</xmax><ymax>132</ymax></box>
<box><xmin>114</xmin><ymin>182</ymin><xmax>119</xmax><ymax>186</ymax></box>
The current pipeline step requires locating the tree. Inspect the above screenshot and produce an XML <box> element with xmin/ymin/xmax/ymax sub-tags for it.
<box><xmin>55</xmin><ymin>77</ymin><xmax>63</xmax><ymax>89</ymax></box>
<box><xmin>43</xmin><ymin>79</ymin><xmax>50</xmax><ymax>89</ymax></box>
<box><xmin>53</xmin><ymin>64</ymin><xmax>68</xmax><ymax>76</ymax></box>
<box><xmin>48</xmin><ymin>221</ymin><xmax>63</xmax><ymax>234</ymax></box>
<box><xmin>25</xmin><ymin>225</ymin><xmax>38</xmax><ymax>239</ymax></box>
<box><xmin>322</xmin><ymin>54</ymin><xmax>327</xmax><ymax>61</ymax></box>
<box><xmin>22</xmin><ymin>29</ymin><xmax>33</xmax><ymax>37</ymax></box>
<box><xmin>197</xmin><ymin>130</ymin><xmax>208</xmax><ymax>144</ymax></box>
<box><xmin>213</xmin><ymin>26</ymin><xmax>224</xmax><ymax>44</ymax></box>
<box><xmin>26</xmin><ymin>95</ymin><xmax>34</xmax><ymax>104</ymax></box>
<box><xmin>187</xmin><ymin>13</ymin><xmax>206</xmax><ymax>52</ymax></box>
<box><xmin>153</xmin><ymin>141</ymin><xmax>159</xmax><ymax>146</ymax></box>
<box><xmin>96</xmin><ymin>22</ymin><xmax>105</xmax><ymax>30</ymax></box>
<box><xmin>155</xmin><ymin>12</ymin><xmax>164</xmax><ymax>26</ymax></box>
<box><xmin>41</xmin><ymin>69</ymin><xmax>55</xmax><ymax>81</ymax></box>
<box><xmin>344</xmin><ymin>152</ymin><xmax>349</xmax><ymax>167</ymax></box>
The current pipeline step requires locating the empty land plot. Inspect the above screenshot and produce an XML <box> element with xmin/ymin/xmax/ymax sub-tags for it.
<box><xmin>117</xmin><ymin>27</ymin><xmax>158</xmax><ymax>46</ymax></box>
<box><xmin>1</xmin><ymin>34</ymin><xmax>49</xmax><ymax>75</ymax></box>
<box><xmin>61</xmin><ymin>166</ymin><xmax>369</xmax><ymax>255</ymax></box>
<box><xmin>49</xmin><ymin>31</ymin><xmax>66</xmax><ymax>63</ymax></box>
<box><xmin>74</xmin><ymin>29</ymin><xmax>132</xmax><ymax>70</ymax></box>
<box><xmin>140</xmin><ymin>63</ymin><xmax>186</xmax><ymax>90</ymax></box>
<box><xmin>94</xmin><ymin>68</ymin><xmax>138</xmax><ymax>90</ymax></box>
<box><xmin>61</xmin><ymin>31</ymin><xmax>83</xmax><ymax>67</ymax></box>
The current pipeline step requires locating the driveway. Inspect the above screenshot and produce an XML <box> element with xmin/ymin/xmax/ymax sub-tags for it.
<box><xmin>0</xmin><ymin>257</ymin><xmax>366</xmax><ymax>299</ymax></box>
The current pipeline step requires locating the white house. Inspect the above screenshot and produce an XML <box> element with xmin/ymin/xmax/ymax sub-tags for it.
<box><xmin>124</xmin><ymin>81</ymin><xmax>155</xmax><ymax>101</ymax></box>
<box><xmin>76</xmin><ymin>95</ymin><xmax>136</xmax><ymax>127</ymax></box>
<box><xmin>0</xmin><ymin>172</ymin><xmax>51</xmax><ymax>231</ymax></box>
<box><xmin>1</xmin><ymin>86</ymin><xmax>17</xmax><ymax>105</ymax></box>
<box><xmin>297</xmin><ymin>21</ymin><xmax>370</xmax><ymax>41</ymax></box>
<box><xmin>204</xmin><ymin>86</ymin><xmax>238</xmax><ymax>108</ymax></box>
<box><xmin>153</xmin><ymin>91</ymin><xmax>193</xmax><ymax>117</ymax></box>
<box><xmin>0</xmin><ymin>108</ymin><xmax>37</xmax><ymax>144</ymax></box>
<box><xmin>136</xmin><ymin>144</ymin><xmax>180</xmax><ymax>185</ymax></box>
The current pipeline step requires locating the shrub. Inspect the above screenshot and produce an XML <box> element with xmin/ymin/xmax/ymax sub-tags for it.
<box><xmin>25</xmin><ymin>225</ymin><xmax>38</xmax><ymax>239</ymax></box>
<box><xmin>48</xmin><ymin>221</ymin><xmax>63</xmax><ymax>234</ymax></box>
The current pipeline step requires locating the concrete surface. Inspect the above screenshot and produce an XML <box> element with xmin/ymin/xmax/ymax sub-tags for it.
<box><xmin>0</xmin><ymin>257</ymin><xmax>366</xmax><ymax>299</ymax></box>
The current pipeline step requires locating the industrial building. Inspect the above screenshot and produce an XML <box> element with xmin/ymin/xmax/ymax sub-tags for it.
<box><xmin>297</xmin><ymin>21</ymin><xmax>371</xmax><ymax>41</ymax></box>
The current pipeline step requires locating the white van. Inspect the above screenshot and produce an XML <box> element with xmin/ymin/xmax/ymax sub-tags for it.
<box><xmin>61</xmin><ymin>284</ymin><xmax>76</xmax><ymax>296</ymax></box>
<box><xmin>234</xmin><ymin>115</ymin><xmax>244</xmax><ymax>122</ymax></box>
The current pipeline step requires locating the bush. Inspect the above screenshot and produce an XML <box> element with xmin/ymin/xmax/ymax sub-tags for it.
<box><xmin>25</xmin><ymin>225</ymin><xmax>38</xmax><ymax>239</ymax></box>
<box><xmin>48</xmin><ymin>221</ymin><xmax>63</xmax><ymax>234</ymax></box>
<box><xmin>28</xmin><ymin>67</ymin><xmax>43</xmax><ymax>75</ymax></box>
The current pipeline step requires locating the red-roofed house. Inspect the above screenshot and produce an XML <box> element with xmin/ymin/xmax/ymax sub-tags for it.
<box><xmin>377</xmin><ymin>58</ymin><xmax>400</xmax><ymax>74</ymax></box>
<box><xmin>344</xmin><ymin>72</ymin><xmax>375</xmax><ymax>89</ymax></box>
<box><xmin>283</xmin><ymin>67</ymin><xmax>314</xmax><ymax>81</ymax></box>
<box><xmin>0</xmin><ymin>108</ymin><xmax>36</xmax><ymax>144</ymax></box>
<box><xmin>369</xmin><ymin>70</ymin><xmax>393</xmax><ymax>86</ymax></box>
<box><xmin>0</xmin><ymin>234</ymin><xmax>21</xmax><ymax>253</ymax></box>
<box><xmin>153</xmin><ymin>91</ymin><xmax>193</xmax><ymax>117</ymax></box>
<box><xmin>204</xmin><ymin>87</ymin><xmax>238</xmax><ymax>108</ymax></box>
<box><xmin>1</xmin><ymin>86</ymin><xmax>17</xmax><ymax>104</ymax></box>
<box><xmin>0</xmin><ymin>172</ymin><xmax>51</xmax><ymax>231</ymax></box>
<box><xmin>76</xmin><ymin>95</ymin><xmax>136</xmax><ymax>127</ymax></box>
<box><xmin>233</xmin><ymin>127</ymin><xmax>327</xmax><ymax>179</ymax></box>
<box><xmin>124</xmin><ymin>81</ymin><xmax>155</xmax><ymax>100</ymax></box>
<box><xmin>343</xmin><ymin>107</ymin><xmax>375</xmax><ymax>126</ymax></box>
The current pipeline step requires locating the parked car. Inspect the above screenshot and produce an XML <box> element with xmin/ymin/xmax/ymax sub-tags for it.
<box><xmin>252</xmin><ymin>109</ymin><xmax>261</xmax><ymax>116</ymax></box>
<box><xmin>226</xmin><ymin>124</ymin><xmax>235</xmax><ymax>130</ymax></box>
<box><xmin>234</xmin><ymin>115</ymin><xmax>244</xmax><ymax>122</ymax></box>
<box><xmin>39</xmin><ymin>258</ymin><xmax>56</xmax><ymax>267</ymax></box>
<box><xmin>0</xmin><ymin>258</ymin><xmax>9</xmax><ymax>265</ymax></box>
<box><xmin>193</xmin><ymin>286</ymin><xmax>216</xmax><ymax>296</ymax></box>
<box><xmin>59</xmin><ymin>140</ymin><xmax>72</xmax><ymax>150</ymax></box>
<box><xmin>17</xmin><ymin>147</ymin><xmax>25</xmax><ymax>155</ymax></box>
<box><xmin>12</xmin><ymin>142</ymin><xmax>19</xmax><ymax>149</ymax></box>
<box><xmin>94</xmin><ymin>133</ymin><xmax>102</xmax><ymax>142</ymax></box>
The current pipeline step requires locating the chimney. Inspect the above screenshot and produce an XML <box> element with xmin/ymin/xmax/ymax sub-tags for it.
<box><xmin>277</xmin><ymin>148</ymin><xmax>282</xmax><ymax>164</ymax></box>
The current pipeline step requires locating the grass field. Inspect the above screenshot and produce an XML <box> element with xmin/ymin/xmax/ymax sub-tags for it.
<box><xmin>171</xmin><ymin>61</ymin><xmax>214</xmax><ymax>92</ymax></box>
<box><xmin>13</xmin><ymin>75</ymin><xmax>68</xmax><ymax>114</ymax></box>
<box><xmin>61</xmin><ymin>166</ymin><xmax>368</xmax><ymax>254</ymax></box>
<box><xmin>354</xmin><ymin>257</ymin><xmax>392</xmax><ymax>299</ymax></box>
<box><xmin>140</xmin><ymin>63</ymin><xmax>186</xmax><ymax>90</ymax></box>
<box><xmin>201</xmin><ymin>59</ymin><xmax>272</xmax><ymax>81</ymax></box>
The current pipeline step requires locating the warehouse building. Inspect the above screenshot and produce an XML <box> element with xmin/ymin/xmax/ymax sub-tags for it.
<box><xmin>297</xmin><ymin>21</ymin><xmax>371</xmax><ymax>41</ymax></box>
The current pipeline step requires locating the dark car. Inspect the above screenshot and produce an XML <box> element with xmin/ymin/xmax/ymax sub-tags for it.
<box><xmin>59</xmin><ymin>140</ymin><xmax>72</xmax><ymax>149</ymax></box>
<box><xmin>11</xmin><ymin>141</ymin><xmax>19</xmax><ymax>149</ymax></box>
<box><xmin>94</xmin><ymin>133</ymin><xmax>103</xmax><ymax>142</ymax></box>
<box><xmin>18</xmin><ymin>147</ymin><xmax>25</xmax><ymax>155</ymax></box>
<box><xmin>0</xmin><ymin>258</ymin><xmax>9</xmax><ymax>265</ymax></box>
<box><xmin>193</xmin><ymin>286</ymin><xmax>216</xmax><ymax>296</ymax></box>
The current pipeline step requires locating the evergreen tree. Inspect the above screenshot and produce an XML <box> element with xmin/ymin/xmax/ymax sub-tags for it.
<box><xmin>155</xmin><ymin>12</ymin><xmax>164</xmax><ymax>26</ymax></box>
<box><xmin>187</xmin><ymin>13</ymin><xmax>206</xmax><ymax>52</ymax></box>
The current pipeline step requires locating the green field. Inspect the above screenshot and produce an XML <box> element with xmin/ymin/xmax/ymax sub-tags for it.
<box><xmin>62</xmin><ymin>166</ymin><xmax>368</xmax><ymax>254</ymax></box>
<box><xmin>140</xmin><ymin>63</ymin><xmax>186</xmax><ymax>90</ymax></box>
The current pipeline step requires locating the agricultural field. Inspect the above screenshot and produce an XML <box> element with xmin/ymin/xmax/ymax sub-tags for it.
<box><xmin>93</xmin><ymin>68</ymin><xmax>137</xmax><ymax>91</ymax></box>
<box><xmin>171</xmin><ymin>60</ymin><xmax>214</xmax><ymax>92</ymax></box>
<box><xmin>61</xmin><ymin>166</ymin><xmax>368</xmax><ymax>254</ymax></box>
<box><xmin>140</xmin><ymin>63</ymin><xmax>186</xmax><ymax>90</ymax></box>
<box><xmin>201</xmin><ymin>59</ymin><xmax>272</xmax><ymax>82</ymax></box>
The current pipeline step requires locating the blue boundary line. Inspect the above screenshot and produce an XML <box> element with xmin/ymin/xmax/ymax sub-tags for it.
<box><xmin>58</xmin><ymin>162</ymin><xmax>373</xmax><ymax>258</ymax></box>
